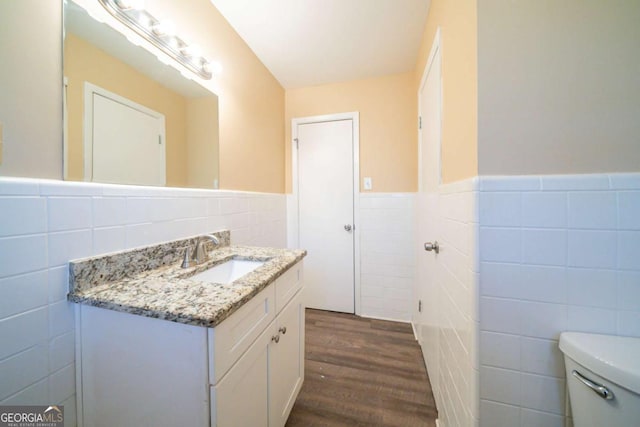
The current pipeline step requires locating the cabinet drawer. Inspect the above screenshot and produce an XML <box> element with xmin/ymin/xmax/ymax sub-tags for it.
<box><xmin>275</xmin><ymin>261</ymin><xmax>303</xmax><ymax>314</ymax></box>
<box><xmin>209</xmin><ymin>283</ymin><xmax>276</xmax><ymax>384</ymax></box>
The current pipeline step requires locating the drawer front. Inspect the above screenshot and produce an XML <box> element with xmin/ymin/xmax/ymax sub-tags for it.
<box><xmin>209</xmin><ymin>283</ymin><xmax>276</xmax><ymax>384</ymax></box>
<box><xmin>275</xmin><ymin>261</ymin><xmax>303</xmax><ymax>314</ymax></box>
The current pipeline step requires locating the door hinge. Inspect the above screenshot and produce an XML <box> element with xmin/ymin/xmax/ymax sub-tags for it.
<box><xmin>418</xmin><ymin>300</ymin><xmax>422</xmax><ymax>313</ymax></box>
<box><xmin>158</xmin><ymin>135</ymin><xmax>162</xmax><ymax>145</ymax></box>
<box><xmin>294</xmin><ymin>138</ymin><xmax>299</xmax><ymax>149</ymax></box>
<box><xmin>419</xmin><ymin>116</ymin><xmax>422</xmax><ymax>130</ymax></box>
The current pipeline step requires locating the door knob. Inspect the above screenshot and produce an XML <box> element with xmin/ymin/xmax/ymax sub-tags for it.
<box><xmin>279</xmin><ymin>326</ymin><xmax>287</xmax><ymax>335</ymax></box>
<box><xmin>344</xmin><ymin>224</ymin><xmax>352</xmax><ymax>232</ymax></box>
<box><xmin>271</xmin><ymin>334</ymin><xmax>280</xmax><ymax>343</ymax></box>
<box><xmin>424</xmin><ymin>241</ymin><xmax>440</xmax><ymax>254</ymax></box>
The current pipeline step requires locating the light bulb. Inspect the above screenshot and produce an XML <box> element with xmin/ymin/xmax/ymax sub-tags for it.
<box><xmin>114</xmin><ymin>0</ymin><xmax>145</xmax><ymax>10</ymax></box>
<box><xmin>151</xmin><ymin>19</ymin><xmax>176</xmax><ymax>37</ymax></box>
<box><xmin>180</xmin><ymin>44</ymin><xmax>202</xmax><ymax>58</ymax></box>
<box><xmin>211</xmin><ymin>61</ymin><xmax>223</xmax><ymax>75</ymax></box>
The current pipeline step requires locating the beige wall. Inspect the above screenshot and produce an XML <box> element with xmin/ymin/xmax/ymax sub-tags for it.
<box><xmin>285</xmin><ymin>72</ymin><xmax>417</xmax><ymax>193</ymax></box>
<box><xmin>64</xmin><ymin>33</ymin><xmax>191</xmax><ymax>187</ymax></box>
<box><xmin>0</xmin><ymin>0</ymin><xmax>62</xmax><ymax>179</ymax></box>
<box><xmin>147</xmin><ymin>0</ymin><xmax>285</xmax><ymax>193</ymax></box>
<box><xmin>414</xmin><ymin>0</ymin><xmax>478</xmax><ymax>183</ymax></box>
<box><xmin>187</xmin><ymin>97</ymin><xmax>220</xmax><ymax>188</ymax></box>
<box><xmin>478</xmin><ymin>0</ymin><xmax>640</xmax><ymax>175</ymax></box>
<box><xmin>1</xmin><ymin>0</ymin><xmax>284</xmax><ymax>193</ymax></box>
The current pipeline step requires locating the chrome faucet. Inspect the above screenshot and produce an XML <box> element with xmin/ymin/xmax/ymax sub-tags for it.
<box><xmin>181</xmin><ymin>234</ymin><xmax>220</xmax><ymax>268</ymax></box>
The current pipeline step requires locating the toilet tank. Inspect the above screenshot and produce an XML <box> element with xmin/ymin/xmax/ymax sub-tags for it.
<box><xmin>559</xmin><ymin>333</ymin><xmax>640</xmax><ymax>427</ymax></box>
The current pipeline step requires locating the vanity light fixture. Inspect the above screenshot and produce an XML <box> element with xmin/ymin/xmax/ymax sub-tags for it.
<box><xmin>98</xmin><ymin>0</ymin><xmax>213</xmax><ymax>80</ymax></box>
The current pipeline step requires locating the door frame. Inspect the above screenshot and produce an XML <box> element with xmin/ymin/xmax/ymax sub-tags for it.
<box><xmin>289</xmin><ymin>112</ymin><xmax>361</xmax><ymax>315</ymax></box>
<box><xmin>414</xmin><ymin>27</ymin><xmax>442</xmax><ymax>335</ymax></box>
<box><xmin>83</xmin><ymin>81</ymin><xmax>166</xmax><ymax>184</ymax></box>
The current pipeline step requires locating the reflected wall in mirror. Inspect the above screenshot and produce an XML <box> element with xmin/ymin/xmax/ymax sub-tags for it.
<box><xmin>64</xmin><ymin>0</ymin><xmax>220</xmax><ymax>189</ymax></box>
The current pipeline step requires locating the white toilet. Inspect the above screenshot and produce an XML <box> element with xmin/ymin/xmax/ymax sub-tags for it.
<box><xmin>559</xmin><ymin>332</ymin><xmax>640</xmax><ymax>427</ymax></box>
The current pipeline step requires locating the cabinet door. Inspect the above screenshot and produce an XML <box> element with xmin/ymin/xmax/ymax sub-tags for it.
<box><xmin>269</xmin><ymin>291</ymin><xmax>305</xmax><ymax>427</ymax></box>
<box><xmin>79</xmin><ymin>305</ymin><xmax>209</xmax><ymax>427</ymax></box>
<box><xmin>212</xmin><ymin>322</ymin><xmax>274</xmax><ymax>427</ymax></box>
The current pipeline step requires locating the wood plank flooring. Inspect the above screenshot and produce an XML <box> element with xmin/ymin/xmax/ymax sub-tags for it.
<box><xmin>286</xmin><ymin>309</ymin><xmax>438</xmax><ymax>427</ymax></box>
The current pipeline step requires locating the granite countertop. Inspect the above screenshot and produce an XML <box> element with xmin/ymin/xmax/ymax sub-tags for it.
<box><xmin>68</xmin><ymin>232</ymin><xmax>306</xmax><ymax>328</ymax></box>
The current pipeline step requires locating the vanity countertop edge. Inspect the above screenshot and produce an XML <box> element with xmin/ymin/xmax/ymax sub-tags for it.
<box><xmin>67</xmin><ymin>232</ymin><xmax>306</xmax><ymax>328</ymax></box>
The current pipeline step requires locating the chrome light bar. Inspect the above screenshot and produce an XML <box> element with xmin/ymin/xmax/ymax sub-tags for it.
<box><xmin>98</xmin><ymin>0</ymin><xmax>213</xmax><ymax>80</ymax></box>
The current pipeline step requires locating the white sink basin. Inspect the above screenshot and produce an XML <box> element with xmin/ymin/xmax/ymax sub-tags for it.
<box><xmin>190</xmin><ymin>259</ymin><xmax>265</xmax><ymax>284</ymax></box>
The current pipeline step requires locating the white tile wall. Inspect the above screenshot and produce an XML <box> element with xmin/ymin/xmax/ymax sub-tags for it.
<box><xmin>0</xmin><ymin>177</ymin><xmax>288</xmax><ymax>425</ymax></box>
<box><xmin>478</xmin><ymin>173</ymin><xmax>640</xmax><ymax>427</ymax></box>
<box><xmin>359</xmin><ymin>193</ymin><xmax>416</xmax><ymax>321</ymax></box>
<box><xmin>415</xmin><ymin>178</ymin><xmax>480</xmax><ymax>427</ymax></box>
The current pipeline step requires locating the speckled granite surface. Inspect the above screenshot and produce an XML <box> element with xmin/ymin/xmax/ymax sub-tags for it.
<box><xmin>68</xmin><ymin>232</ymin><xmax>306</xmax><ymax>328</ymax></box>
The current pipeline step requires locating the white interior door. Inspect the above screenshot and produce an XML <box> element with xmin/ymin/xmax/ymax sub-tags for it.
<box><xmin>85</xmin><ymin>83</ymin><xmax>166</xmax><ymax>186</ymax></box>
<box><xmin>297</xmin><ymin>119</ymin><xmax>355</xmax><ymax>314</ymax></box>
<box><xmin>416</xmin><ymin>34</ymin><xmax>442</xmax><ymax>397</ymax></box>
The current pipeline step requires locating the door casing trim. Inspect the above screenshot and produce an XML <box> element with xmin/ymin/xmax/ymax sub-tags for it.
<box><xmin>289</xmin><ymin>112</ymin><xmax>361</xmax><ymax>315</ymax></box>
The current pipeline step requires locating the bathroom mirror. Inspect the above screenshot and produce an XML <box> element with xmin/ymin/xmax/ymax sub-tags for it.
<box><xmin>63</xmin><ymin>0</ymin><xmax>220</xmax><ymax>189</ymax></box>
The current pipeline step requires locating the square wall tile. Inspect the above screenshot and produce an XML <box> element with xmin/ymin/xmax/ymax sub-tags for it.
<box><xmin>568</xmin><ymin>230</ymin><xmax>616</xmax><ymax>269</ymax></box>
<box><xmin>519</xmin><ymin>301</ymin><xmax>567</xmax><ymax>340</ymax></box>
<box><xmin>48</xmin><ymin>197</ymin><xmax>92</xmax><ymax>232</ymax></box>
<box><xmin>92</xmin><ymin>197</ymin><xmax>127</xmax><ymax>227</ymax></box>
<box><xmin>520</xmin><ymin>374</ymin><xmax>565</xmax><ymax>415</ymax></box>
<box><xmin>480</xmin><ymin>400</ymin><xmax>519</xmax><ymax>427</ymax></box>
<box><xmin>48</xmin><ymin>266</ymin><xmax>68</xmax><ymax>304</ymax></box>
<box><xmin>480</xmin><ymin>193</ymin><xmax>521</xmax><ymax>227</ymax></box>
<box><xmin>480</xmin><ymin>297</ymin><xmax>521</xmax><ymax>335</ymax></box>
<box><xmin>480</xmin><ymin>332</ymin><xmax>520</xmax><ymax>370</ymax></box>
<box><xmin>0</xmin><ymin>379</ymin><xmax>48</xmax><ymax>405</ymax></box>
<box><xmin>567</xmin><ymin>306</ymin><xmax>616</xmax><ymax>335</ymax></box>
<box><xmin>480</xmin><ymin>366</ymin><xmax>521</xmax><ymax>406</ymax></box>
<box><xmin>48</xmin><ymin>300</ymin><xmax>74</xmax><ymax>338</ymax></box>
<box><xmin>522</xmin><ymin>192</ymin><xmax>567</xmax><ymax>228</ymax></box>
<box><xmin>49</xmin><ymin>330</ymin><xmax>74</xmax><ymax>373</ymax></box>
<box><xmin>567</xmin><ymin>268</ymin><xmax>616</xmax><ymax>309</ymax></box>
<box><xmin>618</xmin><ymin>192</ymin><xmax>640</xmax><ymax>230</ymax></box>
<box><xmin>520</xmin><ymin>408</ymin><xmax>565</xmax><ymax>427</ymax></box>
<box><xmin>480</xmin><ymin>228</ymin><xmax>522</xmax><ymax>263</ymax></box>
<box><xmin>519</xmin><ymin>265</ymin><xmax>567</xmax><ymax>304</ymax></box>
<box><xmin>48</xmin><ymin>363</ymin><xmax>75</xmax><ymax>404</ymax></box>
<box><xmin>523</xmin><ymin>229</ymin><xmax>567</xmax><ymax>266</ymax></box>
<box><xmin>0</xmin><ymin>271</ymin><xmax>48</xmax><ymax>319</ymax></box>
<box><xmin>618</xmin><ymin>231</ymin><xmax>640</xmax><ymax>270</ymax></box>
<box><xmin>480</xmin><ymin>262</ymin><xmax>522</xmax><ymax>299</ymax></box>
<box><xmin>568</xmin><ymin>192</ymin><xmax>617</xmax><ymax>230</ymax></box>
<box><xmin>93</xmin><ymin>227</ymin><xmax>126</xmax><ymax>255</ymax></box>
<box><xmin>617</xmin><ymin>311</ymin><xmax>640</xmax><ymax>337</ymax></box>
<box><xmin>617</xmin><ymin>271</ymin><xmax>640</xmax><ymax>311</ymax></box>
<box><xmin>0</xmin><ymin>344</ymin><xmax>48</xmax><ymax>401</ymax></box>
<box><xmin>0</xmin><ymin>198</ymin><xmax>46</xmax><ymax>237</ymax></box>
<box><xmin>521</xmin><ymin>337</ymin><xmax>565</xmax><ymax>378</ymax></box>
<box><xmin>48</xmin><ymin>230</ymin><xmax>93</xmax><ymax>267</ymax></box>
<box><xmin>0</xmin><ymin>235</ymin><xmax>47</xmax><ymax>278</ymax></box>
<box><xmin>0</xmin><ymin>307</ymin><xmax>48</xmax><ymax>359</ymax></box>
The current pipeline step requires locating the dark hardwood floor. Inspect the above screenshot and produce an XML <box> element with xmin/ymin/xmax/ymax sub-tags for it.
<box><xmin>286</xmin><ymin>309</ymin><xmax>438</xmax><ymax>427</ymax></box>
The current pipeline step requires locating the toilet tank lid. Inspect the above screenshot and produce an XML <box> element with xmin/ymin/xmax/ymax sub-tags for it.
<box><xmin>559</xmin><ymin>332</ymin><xmax>640</xmax><ymax>394</ymax></box>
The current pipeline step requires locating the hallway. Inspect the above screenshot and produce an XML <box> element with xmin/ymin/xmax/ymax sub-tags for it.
<box><xmin>286</xmin><ymin>309</ymin><xmax>437</xmax><ymax>426</ymax></box>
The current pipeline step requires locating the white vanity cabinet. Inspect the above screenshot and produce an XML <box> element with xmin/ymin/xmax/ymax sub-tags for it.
<box><xmin>76</xmin><ymin>261</ymin><xmax>304</xmax><ymax>427</ymax></box>
<box><xmin>211</xmin><ymin>290</ymin><xmax>304</xmax><ymax>427</ymax></box>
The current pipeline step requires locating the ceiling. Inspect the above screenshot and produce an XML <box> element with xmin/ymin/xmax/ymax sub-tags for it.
<box><xmin>210</xmin><ymin>0</ymin><xmax>431</xmax><ymax>89</ymax></box>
